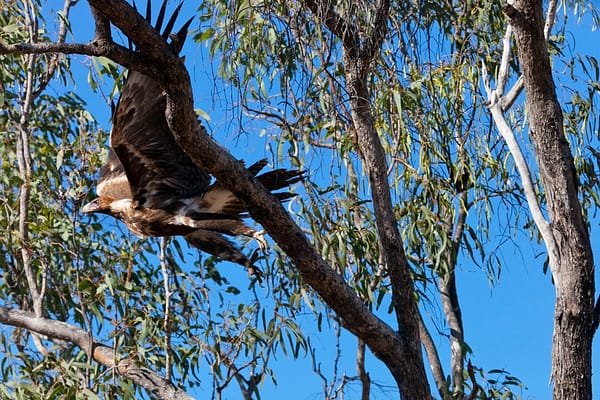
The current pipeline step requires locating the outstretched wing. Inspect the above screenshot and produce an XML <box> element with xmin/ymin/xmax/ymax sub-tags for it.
<box><xmin>110</xmin><ymin>10</ymin><xmax>208</xmax><ymax>211</ymax></box>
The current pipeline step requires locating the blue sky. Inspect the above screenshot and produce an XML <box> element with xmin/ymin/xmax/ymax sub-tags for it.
<box><xmin>50</xmin><ymin>1</ymin><xmax>600</xmax><ymax>398</ymax></box>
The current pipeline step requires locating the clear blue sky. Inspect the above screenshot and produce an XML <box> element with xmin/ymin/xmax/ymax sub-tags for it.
<box><xmin>55</xmin><ymin>2</ymin><xmax>600</xmax><ymax>398</ymax></box>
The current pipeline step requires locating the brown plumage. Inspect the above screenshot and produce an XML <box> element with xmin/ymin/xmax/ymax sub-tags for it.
<box><xmin>82</xmin><ymin>3</ymin><xmax>303</xmax><ymax>279</ymax></box>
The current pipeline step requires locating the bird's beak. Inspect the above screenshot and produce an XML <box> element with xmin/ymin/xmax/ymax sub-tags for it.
<box><xmin>81</xmin><ymin>200</ymin><xmax>98</xmax><ymax>214</ymax></box>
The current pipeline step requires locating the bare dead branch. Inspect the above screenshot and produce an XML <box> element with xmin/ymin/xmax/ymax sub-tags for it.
<box><xmin>482</xmin><ymin>58</ymin><xmax>560</xmax><ymax>284</ymax></box>
<box><xmin>0</xmin><ymin>307</ymin><xmax>194</xmax><ymax>400</ymax></box>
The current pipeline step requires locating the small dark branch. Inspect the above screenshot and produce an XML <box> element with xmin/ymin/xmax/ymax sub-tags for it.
<box><xmin>464</xmin><ymin>361</ymin><xmax>480</xmax><ymax>400</ymax></box>
<box><xmin>0</xmin><ymin>307</ymin><xmax>193</xmax><ymax>400</ymax></box>
<box><xmin>0</xmin><ymin>41</ymin><xmax>161</xmax><ymax>79</ymax></box>
<box><xmin>219</xmin><ymin>354</ymin><xmax>253</xmax><ymax>400</ymax></box>
<box><xmin>363</xmin><ymin>0</ymin><xmax>390</xmax><ymax>61</ymax></box>
<box><xmin>356</xmin><ymin>339</ymin><xmax>371</xmax><ymax>400</ymax></box>
<box><xmin>418</xmin><ymin>313</ymin><xmax>447</xmax><ymax>399</ymax></box>
<box><xmin>302</xmin><ymin>0</ymin><xmax>358</xmax><ymax>51</ymax></box>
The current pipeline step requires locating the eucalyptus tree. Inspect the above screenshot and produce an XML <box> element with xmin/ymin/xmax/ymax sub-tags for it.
<box><xmin>0</xmin><ymin>0</ymin><xmax>599</xmax><ymax>399</ymax></box>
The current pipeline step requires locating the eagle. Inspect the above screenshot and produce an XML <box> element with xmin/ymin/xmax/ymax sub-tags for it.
<box><xmin>82</xmin><ymin>3</ymin><xmax>303</xmax><ymax>279</ymax></box>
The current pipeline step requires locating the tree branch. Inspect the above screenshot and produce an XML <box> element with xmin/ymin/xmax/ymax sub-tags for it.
<box><xmin>0</xmin><ymin>307</ymin><xmax>193</xmax><ymax>400</ymax></box>
<box><xmin>302</xmin><ymin>0</ymin><xmax>358</xmax><ymax>51</ymax></box>
<box><xmin>363</xmin><ymin>0</ymin><xmax>390</xmax><ymax>62</ymax></box>
<box><xmin>500</xmin><ymin>0</ymin><xmax>594</xmax><ymax>397</ymax></box>
<box><xmin>0</xmin><ymin>41</ymin><xmax>161</xmax><ymax>79</ymax></box>
<box><xmin>498</xmin><ymin>0</ymin><xmax>557</xmax><ymax>112</ymax></box>
<box><xmin>298</xmin><ymin>0</ymin><xmax>430</xmax><ymax>397</ymax></box>
<box><xmin>17</xmin><ymin>0</ymin><xmax>47</xmax><ymax>356</ymax></box>
<box><xmin>482</xmin><ymin>56</ymin><xmax>560</xmax><ymax>284</ymax></box>
<box><xmin>418</xmin><ymin>313</ymin><xmax>447</xmax><ymax>399</ymax></box>
<box><xmin>159</xmin><ymin>238</ymin><xmax>172</xmax><ymax>382</ymax></box>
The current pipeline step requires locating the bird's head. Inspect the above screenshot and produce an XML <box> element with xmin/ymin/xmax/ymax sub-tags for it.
<box><xmin>81</xmin><ymin>196</ymin><xmax>115</xmax><ymax>215</ymax></box>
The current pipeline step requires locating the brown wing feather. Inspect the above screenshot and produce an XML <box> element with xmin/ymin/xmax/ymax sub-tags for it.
<box><xmin>110</xmin><ymin>59</ymin><xmax>210</xmax><ymax>211</ymax></box>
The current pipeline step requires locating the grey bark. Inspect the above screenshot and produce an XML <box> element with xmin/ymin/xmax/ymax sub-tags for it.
<box><xmin>505</xmin><ymin>1</ymin><xmax>595</xmax><ymax>398</ymax></box>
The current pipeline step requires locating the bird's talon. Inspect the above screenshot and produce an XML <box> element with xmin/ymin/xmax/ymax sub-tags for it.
<box><xmin>253</xmin><ymin>230</ymin><xmax>269</xmax><ymax>251</ymax></box>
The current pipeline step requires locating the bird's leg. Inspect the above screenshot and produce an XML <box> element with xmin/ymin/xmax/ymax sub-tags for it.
<box><xmin>246</xmin><ymin>249</ymin><xmax>264</xmax><ymax>283</ymax></box>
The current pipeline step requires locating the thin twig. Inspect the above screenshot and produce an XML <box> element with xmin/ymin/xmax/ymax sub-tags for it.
<box><xmin>356</xmin><ymin>338</ymin><xmax>371</xmax><ymax>400</ymax></box>
<box><xmin>159</xmin><ymin>238</ymin><xmax>172</xmax><ymax>381</ymax></box>
<box><xmin>17</xmin><ymin>0</ymin><xmax>48</xmax><ymax>356</ymax></box>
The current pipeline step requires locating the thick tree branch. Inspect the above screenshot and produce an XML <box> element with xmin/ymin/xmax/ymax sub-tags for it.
<box><xmin>0</xmin><ymin>307</ymin><xmax>193</xmax><ymax>400</ymax></box>
<box><xmin>90</xmin><ymin>4</ymin><xmax>112</xmax><ymax>42</ymax></box>
<box><xmin>498</xmin><ymin>0</ymin><xmax>557</xmax><ymax>112</ymax></box>
<box><xmin>298</xmin><ymin>0</ymin><xmax>431</xmax><ymax>397</ymax></box>
<box><xmin>363</xmin><ymin>0</ymin><xmax>390</xmax><ymax>62</ymax></box>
